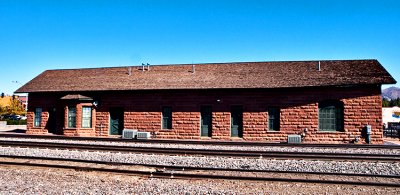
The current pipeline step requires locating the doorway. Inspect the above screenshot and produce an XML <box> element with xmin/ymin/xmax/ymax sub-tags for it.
<box><xmin>47</xmin><ymin>108</ymin><xmax>57</xmax><ymax>134</ymax></box>
<box><xmin>201</xmin><ymin>106</ymin><xmax>212</xmax><ymax>137</ymax></box>
<box><xmin>231</xmin><ymin>105</ymin><xmax>243</xmax><ymax>137</ymax></box>
<box><xmin>109</xmin><ymin>108</ymin><xmax>124</xmax><ymax>135</ymax></box>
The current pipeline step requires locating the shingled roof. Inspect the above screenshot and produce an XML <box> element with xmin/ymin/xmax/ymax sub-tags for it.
<box><xmin>15</xmin><ymin>59</ymin><xmax>396</xmax><ymax>93</ymax></box>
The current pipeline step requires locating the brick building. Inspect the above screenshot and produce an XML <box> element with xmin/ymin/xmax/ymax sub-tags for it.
<box><xmin>16</xmin><ymin>60</ymin><xmax>396</xmax><ymax>143</ymax></box>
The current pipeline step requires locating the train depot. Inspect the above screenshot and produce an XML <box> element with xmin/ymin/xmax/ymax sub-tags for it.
<box><xmin>15</xmin><ymin>59</ymin><xmax>396</xmax><ymax>144</ymax></box>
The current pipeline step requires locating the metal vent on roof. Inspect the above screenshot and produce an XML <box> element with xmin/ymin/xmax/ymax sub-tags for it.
<box><xmin>140</xmin><ymin>63</ymin><xmax>150</xmax><ymax>71</ymax></box>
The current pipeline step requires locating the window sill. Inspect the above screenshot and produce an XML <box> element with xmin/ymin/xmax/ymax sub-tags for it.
<box><xmin>64</xmin><ymin>127</ymin><xmax>77</xmax><ymax>130</ymax></box>
<box><xmin>230</xmin><ymin>137</ymin><xmax>243</xmax><ymax>139</ymax></box>
<box><xmin>267</xmin><ymin>130</ymin><xmax>280</xmax><ymax>133</ymax></box>
<box><xmin>108</xmin><ymin>134</ymin><xmax>122</xmax><ymax>137</ymax></box>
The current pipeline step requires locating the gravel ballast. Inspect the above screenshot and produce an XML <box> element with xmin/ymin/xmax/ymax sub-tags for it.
<box><xmin>1</xmin><ymin>165</ymin><xmax>399</xmax><ymax>194</ymax></box>
<box><xmin>1</xmin><ymin>146</ymin><xmax>399</xmax><ymax>175</ymax></box>
<box><xmin>1</xmin><ymin>137</ymin><xmax>399</xmax><ymax>155</ymax></box>
<box><xmin>1</xmin><ymin>137</ymin><xmax>400</xmax><ymax>194</ymax></box>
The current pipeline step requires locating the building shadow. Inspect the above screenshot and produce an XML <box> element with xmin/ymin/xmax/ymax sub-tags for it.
<box><xmin>3</xmin><ymin>129</ymin><xmax>27</xmax><ymax>134</ymax></box>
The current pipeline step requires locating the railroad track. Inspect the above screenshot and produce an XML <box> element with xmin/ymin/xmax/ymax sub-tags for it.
<box><xmin>1</xmin><ymin>133</ymin><xmax>400</xmax><ymax>149</ymax></box>
<box><xmin>2</xmin><ymin>155</ymin><xmax>400</xmax><ymax>179</ymax></box>
<box><xmin>0</xmin><ymin>155</ymin><xmax>399</xmax><ymax>188</ymax></box>
<box><xmin>1</xmin><ymin>139</ymin><xmax>400</xmax><ymax>161</ymax></box>
<box><xmin>1</xmin><ymin>137</ymin><xmax>399</xmax><ymax>188</ymax></box>
<box><xmin>0</xmin><ymin>140</ymin><xmax>400</xmax><ymax>161</ymax></box>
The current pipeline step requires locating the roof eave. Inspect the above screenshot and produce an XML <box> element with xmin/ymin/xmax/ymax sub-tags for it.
<box><xmin>15</xmin><ymin>83</ymin><xmax>390</xmax><ymax>94</ymax></box>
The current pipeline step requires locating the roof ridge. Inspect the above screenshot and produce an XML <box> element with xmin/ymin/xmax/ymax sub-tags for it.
<box><xmin>44</xmin><ymin>59</ymin><xmax>378</xmax><ymax>71</ymax></box>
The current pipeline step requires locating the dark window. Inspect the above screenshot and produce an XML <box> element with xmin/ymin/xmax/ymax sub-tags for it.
<box><xmin>318</xmin><ymin>101</ymin><xmax>344</xmax><ymax>131</ymax></box>
<box><xmin>82</xmin><ymin>107</ymin><xmax>92</xmax><ymax>128</ymax></box>
<box><xmin>34</xmin><ymin>108</ymin><xmax>42</xmax><ymax>127</ymax></box>
<box><xmin>162</xmin><ymin>107</ymin><xmax>172</xmax><ymax>129</ymax></box>
<box><xmin>68</xmin><ymin>107</ymin><xmax>76</xmax><ymax>128</ymax></box>
<box><xmin>268</xmin><ymin>107</ymin><xmax>280</xmax><ymax>131</ymax></box>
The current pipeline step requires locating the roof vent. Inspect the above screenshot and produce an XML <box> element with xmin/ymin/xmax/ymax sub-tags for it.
<box><xmin>128</xmin><ymin>67</ymin><xmax>132</xmax><ymax>76</ymax></box>
<box><xmin>141</xmin><ymin>63</ymin><xmax>150</xmax><ymax>71</ymax></box>
<box><xmin>192</xmin><ymin>64</ymin><xmax>195</xmax><ymax>74</ymax></box>
<box><xmin>317</xmin><ymin>61</ymin><xmax>321</xmax><ymax>71</ymax></box>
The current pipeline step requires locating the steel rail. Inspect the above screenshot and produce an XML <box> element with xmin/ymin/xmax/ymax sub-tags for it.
<box><xmin>1</xmin><ymin>133</ymin><xmax>399</xmax><ymax>149</ymax></box>
<box><xmin>1</xmin><ymin>140</ymin><xmax>399</xmax><ymax>161</ymax></box>
<box><xmin>0</xmin><ymin>156</ymin><xmax>399</xmax><ymax>188</ymax></box>
<box><xmin>1</xmin><ymin>155</ymin><xmax>399</xmax><ymax>179</ymax></box>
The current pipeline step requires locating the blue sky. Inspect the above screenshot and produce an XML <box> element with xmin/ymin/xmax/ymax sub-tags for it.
<box><xmin>0</xmin><ymin>0</ymin><xmax>399</xmax><ymax>95</ymax></box>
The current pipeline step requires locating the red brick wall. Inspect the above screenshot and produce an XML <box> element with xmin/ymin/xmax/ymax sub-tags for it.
<box><xmin>95</xmin><ymin>111</ymin><xmax>110</xmax><ymax>136</ymax></box>
<box><xmin>26</xmin><ymin>93</ymin><xmax>57</xmax><ymax>135</ymax></box>
<box><xmin>26</xmin><ymin>85</ymin><xmax>384</xmax><ymax>143</ymax></box>
<box><xmin>26</xmin><ymin>93</ymin><xmax>96</xmax><ymax>136</ymax></box>
<box><xmin>212</xmin><ymin>112</ymin><xmax>231</xmax><ymax>139</ymax></box>
<box><xmin>62</xmin><ymin>103</ymin><xmax>96</xmax><ymax>137</ymax></box>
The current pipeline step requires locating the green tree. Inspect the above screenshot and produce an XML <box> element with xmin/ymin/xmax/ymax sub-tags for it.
<box><xmin>382</xmin><ymin>98</ymin><xmax>400</xmax><ymax>107</ymax></box>
<box><xmin>385</xmin><ymin>98</ymin><xmax>400</xmax><ymax>107</ymax></box>
<box><xmin>382</xmin><ymin>98</ymin><xmax>390</xmax><ymax>107</ymax></box>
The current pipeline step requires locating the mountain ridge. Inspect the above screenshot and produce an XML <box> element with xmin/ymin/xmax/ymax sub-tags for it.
<box><xmin>382</xmin><ymin>87</ymin><xmax>400</xmax><ymax>100</ymax></box>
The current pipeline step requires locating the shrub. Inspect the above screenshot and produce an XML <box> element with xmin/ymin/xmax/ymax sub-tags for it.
<box><xmin>5</xmin><ymin>119</ymin><xmax>27</xmax><ymax>125</ymax></box>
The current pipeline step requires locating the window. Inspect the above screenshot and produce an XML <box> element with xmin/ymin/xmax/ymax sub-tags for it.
<box><xmin>34</xmin><ymin>108</ymin><xmax>42</xmax><ymax>127</ymax></box>
<box><xmin>162</xmin><ymin>107</ymin><xmax>172</xmax><ymax>129</ymax></box>
<box><xmin>268</xmin><ymin>107</ymin><xmax>280</xmax><ymax>131</ymax></box>
<box><xmin>82</xmin><ymin>107</ymin><xmax>92</xmax><ymax>128</ymax></box>
<box><xmin>318</xmin><ymin>101</ymin><xmax>344</xmax><ymax>131</ymax></box>
<box><xmin>68</xmin><ymin>107</ymin><xmax>76</xmax><ymax>128</ymax></box>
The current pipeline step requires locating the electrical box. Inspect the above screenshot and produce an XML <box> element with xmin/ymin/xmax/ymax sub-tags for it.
<box><xmin>366</xmin><ymin>125</ymin><xmax>372</xmax><ymax>134</ymax></box>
